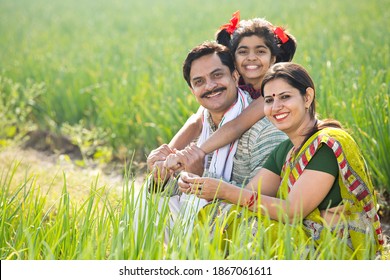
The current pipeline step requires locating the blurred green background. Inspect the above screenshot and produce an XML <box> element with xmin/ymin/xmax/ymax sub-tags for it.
<box><xmin>0</xmin><ymin>0</ymin><xmax>389</xmax><ymax>190</ymax></box>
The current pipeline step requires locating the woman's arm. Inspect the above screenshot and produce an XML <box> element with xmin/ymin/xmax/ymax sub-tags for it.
<box><xmin>168</xmin><ymin>106</ymin><xmax>203</xmax><ymax>150</ymax></box>
<box><xmin>258</xmin><ymin>170</ymin><xmax>336</xmax><ymax>222</ymax></box>
<box><xmin>199</xmin><ymin>97</ymin><xmax>265</xmax><ymax>154</ymax></box>
<box><xmin>178</xmin><ymin>171</ymin><xmax>249</xmax><ymax>203</ymax></box>
<box><xmin>244</xmin><ymin>168</ymin><xmax>281</xmax><ymax>197</ymax></box>
<box><xmin>180</xmin><ymin>168</ymin><xmax>336</xmax><ymax>223</ymax></box>
<box><xmin>179</xmin><ymin>167</ymin><xmax>280</xmax><ymax>204</ymax></box>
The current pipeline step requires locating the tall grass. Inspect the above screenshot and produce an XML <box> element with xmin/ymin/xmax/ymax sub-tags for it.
<box><xmin>0</xmin><ymin>163</ymin><xmax>386</xmax><ymax>260</ymax></box>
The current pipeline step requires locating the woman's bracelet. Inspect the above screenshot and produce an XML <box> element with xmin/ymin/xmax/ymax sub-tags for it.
<box><xmin>246</xmin><ymin>191</ymin><xmax>258</xmax><ymax>208</ymax></box>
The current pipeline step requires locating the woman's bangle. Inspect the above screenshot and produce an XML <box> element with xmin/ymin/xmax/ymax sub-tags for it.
<box><xmin>246</xmin><ymin>191</ymin><xmax>258</xmax><ymax>208</ymax></box>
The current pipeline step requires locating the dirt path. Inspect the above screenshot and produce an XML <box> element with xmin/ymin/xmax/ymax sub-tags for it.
<box><xmin>0</xmin><ymin>145</ymin><xmax>145</xmax><ymax>204</ymax></box>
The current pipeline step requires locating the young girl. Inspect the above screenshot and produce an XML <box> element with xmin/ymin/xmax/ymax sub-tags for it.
<box><xmin>149</xmin><ymin>12</ymin><xmax>297</xmax><ymax>175</ymax></box>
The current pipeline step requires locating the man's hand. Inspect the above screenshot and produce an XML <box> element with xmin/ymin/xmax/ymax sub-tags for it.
<box><xmin>171</xmin><ymin>143</ymin><xmax>206</xmax><ymax>176</ymax></box>
<box><xmin>164</xmin><ymin>153</ymin><xmax>184</xmax><ymax>173</ymax></box>
<box><xmin>147</xmin><ymin>144</ymin><xmax>174</xmax><ymax>181</ymax></box>
<box><xmin>151</xmin><ymin>160</ymin><xmax>170</xmax><ymax>185</ymax></box>
<box><xmin>147</xmin><ymin>144</ymin><xmax>173</xmax><ymax>170</ymax></box>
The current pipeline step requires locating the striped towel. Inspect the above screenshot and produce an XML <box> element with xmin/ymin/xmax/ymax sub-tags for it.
<box><xmin>198</xmin><ymin>88</ymin><xmax>250</xmax><ymax>181</ymax></box>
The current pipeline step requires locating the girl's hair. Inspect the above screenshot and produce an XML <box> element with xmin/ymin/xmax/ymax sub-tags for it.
<box><xmin>261</xmin><ymin>62</ymin><xmax>342</xmax><ymax>143</ymax></box>
<box><xmin>216</xmin><ymin>18</ymin><xmax>297</xmax><ymax>63</ymax></box>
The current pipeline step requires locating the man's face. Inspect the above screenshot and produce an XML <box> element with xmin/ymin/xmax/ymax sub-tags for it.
<box><xmin>189</xmin><ymin>53</ymin><xmax>238</xmax><ymax>115</ymax></box>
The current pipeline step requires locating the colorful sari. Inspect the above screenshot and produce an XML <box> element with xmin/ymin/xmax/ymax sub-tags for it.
<box><xmin>197</xmin><ymin>127</ymin><xmax>384</xmax><ymax>259</ymax></box>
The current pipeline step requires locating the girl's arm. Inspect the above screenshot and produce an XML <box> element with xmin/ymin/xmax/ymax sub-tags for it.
<box><xmin>199</xmin><ymin>97</ymin><xmax>265</xmax><ymax>154</ymax></box>
<box><xmin>168</xmin><ymin>106</ymin><xmax>203</xmax><ymax>150</ymax></box>
<box><xmin>147</xmin><ymin>106</ymin><xmax>203</xmax><ymax>179</ymax></box>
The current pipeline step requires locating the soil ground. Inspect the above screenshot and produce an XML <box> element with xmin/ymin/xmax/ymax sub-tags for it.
<box><xmin>0</xmin><ymin>145</ymin><xmax>145</xmax><ymax>205</ymax></box>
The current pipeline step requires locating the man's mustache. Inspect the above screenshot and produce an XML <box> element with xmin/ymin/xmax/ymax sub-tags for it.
<box><xmin>201</xmin><ymin>87</ymin><xmax>226</xmax><ymax>98</ymax></box>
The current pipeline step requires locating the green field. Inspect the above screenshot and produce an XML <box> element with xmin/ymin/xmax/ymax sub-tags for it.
<box><xmin>0</xmin><ymin>0</ymin><xmax>389</xmax><ymax>259</ymax></box>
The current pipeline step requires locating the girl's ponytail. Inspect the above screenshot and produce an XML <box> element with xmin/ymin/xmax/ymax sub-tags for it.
<box><xmin>274</xmin><ymin>28</ymin><xmax>297</xmax><ymax>62</ymax></box>
<box><xmin>216</xmin><ymin>10</ymin><xmax>240</xmax><ymax>49</ymax></box>
<box><xmin>215</xmin><ymin>29</ymin><xmax>232</xmax><ymax>48</ymax></box>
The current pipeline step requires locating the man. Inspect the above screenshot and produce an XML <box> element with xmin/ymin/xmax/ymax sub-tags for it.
<box><xmin>146</xmin><ymin>41</ymin><xmax>287</xmax><ymax>242</ymax></box>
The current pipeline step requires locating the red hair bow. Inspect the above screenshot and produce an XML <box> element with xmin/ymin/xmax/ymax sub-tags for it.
<box><xmin>219</xmin><ymin>10</ymin><xmax>240</xmax><ymax>35</ymax></box>
<box><xmin>274</xmin><ymin>27</ymin><xmax>289</xmax><ymax>44</ymax></box>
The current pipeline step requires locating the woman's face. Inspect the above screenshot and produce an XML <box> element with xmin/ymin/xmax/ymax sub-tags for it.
<box><xmin>263</xmin><ymin>78</ymin><xmax>313</xmax><ymax>135</ymax></box>
<box><xmin>234</xmin><ymin>35</ymin><xmax>275</xmax><ymax>86</ymax></box>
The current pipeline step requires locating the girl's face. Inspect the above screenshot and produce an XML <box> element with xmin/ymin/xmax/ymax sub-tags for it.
<box><xmin>263</xmin><ymin>78</ymin><xmax>313</xmax><ymax>135</ymax></box>
<box><xmin>234</xmin><ymin>35</ymin><xmax>275</xmax><ymax>86</ymax></box>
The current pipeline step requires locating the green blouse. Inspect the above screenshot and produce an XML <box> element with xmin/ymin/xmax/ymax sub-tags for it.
<box><xmin>263</xmin><ymin>139</ymin><xmax>342</xmax><ymax>210</ymax></box>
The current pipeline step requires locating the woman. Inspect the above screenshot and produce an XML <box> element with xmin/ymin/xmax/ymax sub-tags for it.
<box><xmin>178</xmin><ymin>62</ymin><xmax>384</xmax><ymax>259</ymax></box>
<box><xmin>148</xmin><ymin>12</ymin><xmax>297</xmax><ymax>177</ymax></box>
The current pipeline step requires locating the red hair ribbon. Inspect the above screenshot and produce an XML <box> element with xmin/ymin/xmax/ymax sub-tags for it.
<box><xmin>274</xmin><ymin>27</ymin><xmax>289</xmax><ymax>44</ymax></box>
<box><xmin>219</xmin><ymin>10</ymin><xmax>240</xmax><ymax>35</ymax></box>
